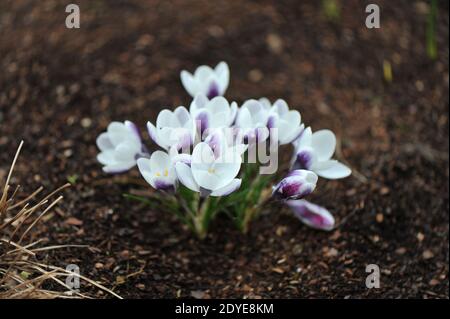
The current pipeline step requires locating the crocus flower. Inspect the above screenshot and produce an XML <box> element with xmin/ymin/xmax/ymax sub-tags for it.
<box><xmin>272</xmin><ymin>169</ymin><xmax>318</xmax><ymax>200</ymax></box>
<box><xmin>189</xmin><ymin>94</ymin><xmax>238</xmax><ymax>134</ymax></box>
<box><xmin>235</xmin><ymin>99</ymin><xmax>270</xmax><ymax>143</ymax></box>
<box><xmin>292</xmin><ymin>127</ymin><xmax>352</xmax><ymax>179</ymax></box>
<box><xmin>262</xmin><ymin>98</ymin><xmax>303</xmax><ymax>145</ymax></box>
<box><xmin>137</xmin><ymin>151</ymin><xmax>176</xmax><ymax>190</ymax></box>
<box><xmin>147</xmin><ymin>106</ymin><xmax>196</xmax><ymax>151</ymax></box>
<box><xmin>181</xmin><ymin>62</ymin><xmax>230</xmax><ymax>99</ymax></box>
<box><xmin>286</xmin><ymin>200</ymin><xmax>335</xmax><ymax>231</ymax></box>
<box><xmin>175</xmin><ymin>142</ymin><xmax>242</xmax><ymax>197</ymax></box>
<box><xmin>96</xmin><ymin>121</ymin><xmax>146</xmax><ymax>173</ymax></box>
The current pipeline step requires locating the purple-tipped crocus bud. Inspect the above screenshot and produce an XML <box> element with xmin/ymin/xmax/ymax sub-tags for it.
<box><xmin>180</xmin><ymin>62</ymin><xmax>230</xmax><ymax>98</ymax></box>
<box><xmin>272</xmin><ymin>170</ymin><xmax>318</xmax><ymax>200</ymax></box>
<box><xmin>286</xmin><ymin>200</ymin><xmax>335</xmax><ymax>231</ymax></box>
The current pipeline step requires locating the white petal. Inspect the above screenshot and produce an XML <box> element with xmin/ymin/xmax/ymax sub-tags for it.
<box><xmin>97</xmin><ymin>150</ymin><xmax>115</xmax><ymax>165</ymax></box>
<box><xmin>96</xmin><ymin>133</ymin><xmax>113</xmax><ymax>151</ymax></box>
<box><xmin>228</xmin><ymin>101</ymin><xmax>238</xmax><ymax>125</ymax></box>
<box><xmin>147</xmin><ymin>122</ymin><xmax>167</xmax><ymax>150</ymax></box>
<box><xmin>107</xmin><ymin>122</ymin><xmax>129</xmax><ymax>146</ymax></box>
<box><xmin>124</xmin><ymin>120</ymin><xmax>141</xmax><ymax>142</ymax></box>
<box><xmin>174</xmin><ymin>106</ymin><xmax>190</xmax><ymax>125</ymax></box>
<box><xmin>191</xmin><ymin>142</ymin><xmax>215</xmax><ymax>166</ymax></box>
<box><xmin>211</xmin><ymin>155</ymin><xmax>242</xmax><ymax>189</ymax></box>
<box><xmin>208</xmin><ymin>96</ymin><xmax>230</xmax><ymax>115</ymax></box>
<box><xmin>312</xmin><ymin>129</ymin><xmax>336</xmax><ymax>161</ymax></box>
<box><xmin>156</xmin><ymin>109</ymin><xmax>177</xmax><ymax>128</ymax></box>
<box><xmin>279</xmin><ymin>124</ymin><xmax>303</xmax><ymax>145</ymax></box>
<box><xmin>210</xmin><ymin>111</ymin><xmax>230</xmax><ymax>129</ymax></box>
<box><xmin>293</xmin><ymin>126</ymin><xmax>312</xmax><ymax>150</ymax></box>
<box><xmin>190</xmin><ymin>93</ymin><xmax>209</xmax><ymax>114</ymax></box>
<box><xmin>211</xmin><ymin>178</ymin><xmax>241</xmax><ymax>196</ymax></box>
<box><xmin>137</xmin><ymin>158</ymin><xmax>152</xmax><ymax>174</ymax></box>
<box><xmin>192</xmin><ymin>170</ymin><xmax>223</xmax><ymax>190</ymax></box>
<box><xmin>175</xmin><ymin>162</ymin><xmax>200</xmax><ymax>192</ymax></box>
<box><xmin>214</xmin><ymin>61</ymin><xmax>230</xmax><ymax>94</ymax></box>
<box><xmin>139</xmin><ymin>170</ymin><xmax>157</xmax><ymax>189</ymax></box>
<box><xmin>150</xmin><ymin>151</ymin><xmax>170</xmax><ymax>172</ymax></box>
<box><xmin>103</xmin><ymin>161</ymin><xmax>135</xmax><ymax>173</ymax></box>
<box><xmin>194</xmin><ymin>65</ymin><xmax>214</xmax><ymax>82</ymax></box>
<box><xmin>180</xmin><ymin>70</ymin><xmax>198</xmax><ymax>97</ymax></box>
<box><xmin>314</xmin><ymin>160</ymin><xmax>352</xmax><ymax>179</ymax></box>
<box><xmin>259</xmin><ymin>97</ymin><xmax>272</xmax><ymax>110</ymax></box>
<box><xmin>236</xmin><ymin>107</ymin><xmax>252</xmax><ymax>128</ymax></box>
<box><xmin>272</xmin><ymin>99</ymin><xmax>289</xmax><ymax>116</ymax></box>
<box><xmin>114</xmin><ymin>142</ymin><xmax>139</xmax><ymax>162</ymax></box>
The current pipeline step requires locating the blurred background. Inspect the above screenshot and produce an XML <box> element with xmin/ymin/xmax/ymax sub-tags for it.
<box><xmin>0</xmin><ymin>0</ymin><xmax>448</xmax><ymax>298</ymax></box>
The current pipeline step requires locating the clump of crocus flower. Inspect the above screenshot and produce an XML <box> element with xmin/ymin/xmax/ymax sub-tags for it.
<box><xmin>96</xmin><ymin>61</ymin><xmax>352</xmax><ymax>238</ymax></box>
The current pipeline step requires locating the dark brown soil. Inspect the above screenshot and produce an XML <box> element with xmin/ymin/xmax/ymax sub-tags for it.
<box><xmin>0</xmin><ymin>0</ymin><xmax>448</xmax><ymax>298</ymax></box>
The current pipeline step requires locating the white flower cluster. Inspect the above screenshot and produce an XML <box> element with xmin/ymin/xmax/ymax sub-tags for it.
<box><xmin>96</xmin><ymin>62</ymin><xmax>352</xmax><ymax>230</ymax></box>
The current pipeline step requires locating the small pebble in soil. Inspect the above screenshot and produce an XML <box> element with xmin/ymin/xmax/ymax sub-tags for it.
<box><xmin>266</xmin><ymin>33</ymin><xmax>283</xmax><ymax>54</ymax></box>
<box><xmin>376</xmin><ymin>213</ymin><xmax>384</xmax><ymax>223</ymax></box>
<box><xmin>422</xmin><ymin>250</ymin><xmax>434</xmax><ymax>260</ymax></box>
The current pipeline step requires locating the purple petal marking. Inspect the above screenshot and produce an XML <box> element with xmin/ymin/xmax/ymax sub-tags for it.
<box><xmin>176</xmin><ymin>131</ymin><xmax>193</xmax><ymax>151</ymax></box>
<box><xmin>199</xmin><ymin>187</ymin><xmax>212</xmax><ymax>198</ymax></box>
<box><xmin>267</xmin><ymin>115</ymin><xmax>276</xmax><ymax>129</ymax></box>
<box><xmin>196</xmin><ymin>112</ymin><xmax>209</xmax><ymax>135</ymax></box>
<box><xmin>207</xmin><ymin>82</ymin><xmax>220</xmax><ymax>99</ymax></box>
<box><xmin>272</xmin><ymin>175</ymin><xmax>314</xmax><ymax>200</ymax></box>
<box><xmin>206</xmin><ymin>132</ymin><xmax>222</xmax><ymax>158</ymax></box>
<box><xmin>296</xmin><ymin>150</ymin><xmax>313</xmax><ymax>169</ymax></box>
<box><xmin>154</xmin><ymin>179</ymin><xmax>174</xmax><ymax>191</ymax></box>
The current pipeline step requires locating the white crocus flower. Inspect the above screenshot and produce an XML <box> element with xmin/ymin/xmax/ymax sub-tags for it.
<box><xmin>189</xmin><ymin>94</ymin><xmax>238</xmax><ymax>135</ymax></box>
<box><xmin>181</xmin><ymin>62</ymin><xmax>230</xmax><ymax>99</ymax></box>
<box><xmin>147</xmin><ymin>106</ymin><xmax>196</xmax><ymax>151</ymax></box>
<box><xmin>175</xmin><ymin>142</ymin><xmax>242</xmax><ymax>197</ymax></box>
<box><xmin>96</xmin><ymin>121</ymin><xmax>145</xmax><ymax>173</ymax></box>
<box><xmin>292</xmin><ymin>127</ymin><xmax>352</xmax><ymax>179</ymax></box>
<box><xmin>137</xmin><ymin>151</ymin><xmax>177</xmax><ymax>190</ymax></box>
<box><xmin>235</xmin><ymin>99</ymin><xmax>270</xmax><ymax>143</ymax></box>
<box><xmin>263</xmin><ymin>98</ymin><xmax>303</xmax><ymax>145</ymax></box>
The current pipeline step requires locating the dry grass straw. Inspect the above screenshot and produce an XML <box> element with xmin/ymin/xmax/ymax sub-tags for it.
<box><xmin>0</xmin><ymin>141</ymin><xmax>121</xmax><ymax>299</ymax></box>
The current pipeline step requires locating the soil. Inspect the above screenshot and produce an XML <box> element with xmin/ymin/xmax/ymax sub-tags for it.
<box><xmin>0</xmin><ymin>0</ymin><xmax>448</xmax><ymax>298</ymax></box>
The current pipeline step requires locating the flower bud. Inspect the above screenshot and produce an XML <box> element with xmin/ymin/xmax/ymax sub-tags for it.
<box><xmin>272</xmin><ymin>170</ymin><xmax>318</xmax><ymax>200</ymax></box>
<box><xmin>286</xmin><ymin>200</ymin><xmax>335</xmax><ymax>231</ymax></box>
